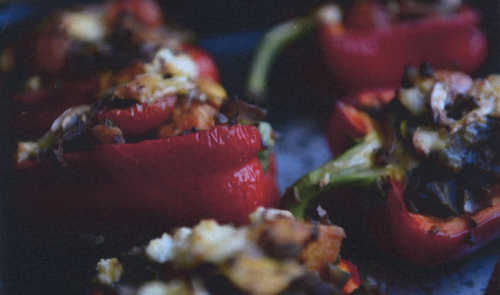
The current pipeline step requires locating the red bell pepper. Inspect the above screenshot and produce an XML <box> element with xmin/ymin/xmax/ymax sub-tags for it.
<box><xmin>338</xmin><ymin>259</ymin><xmax>362</xmax><ymax>294</ymax></box>
<box><xmin>13</xmin><ymin>37</ymin><xmax>275</xmax><ymax>228</ymax></box>
<box><xmin>182</xmin><ymin>44</ymin><xmax>220</xmax><ymax>83</ymax></box>
<box><xmin>7</xmin><ymin>0</ymin><xmax>219</xmax><ymax>139</ymax></box>
<box><xmin>247</xmin><ymin>1</ymin><xmax>487</xmax><ymax>98</ymax></box>
<box><xmin>96</xmin><ymin>96</ymin><xmax>177</xmax><ymax>136</ymax></box>
<box><xmin>14</xmin><ymin>124</ymin><xmax>278</xmax><ymax>228</ymax></box>
<box><xmin>282</xmin><ymin>69</ymin><xmax>500</xmax><ymax>265</ymax></box>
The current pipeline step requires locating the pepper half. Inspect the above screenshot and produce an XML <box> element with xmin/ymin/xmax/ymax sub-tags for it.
<box><xmin>247</xmin><ymin>0</ymin><xmax>487</xmax><ymax>98</ymax></box>
<box><xmin>4</xmin><ymin>0</ymin><xmax>218</xmax><ymax>139</ymax></box>
<box><xmin>13</xmin><ymin>48</ymin><xmax>277</xmax><ymax>230</ymax></box>
<box><xmin>15</xmin><ymin>124</ymin><xmax>278</xmax><ymax>227</ymax></box>
<box><xmin>283</xmin><ymin>67</ymin><xmax>500</xmax><ymax>265</ymax></box>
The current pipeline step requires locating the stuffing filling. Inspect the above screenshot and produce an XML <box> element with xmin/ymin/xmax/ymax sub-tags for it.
<box><xmin>91</xmin><ymin>208</ymin><xmax>382</xmax><ymax>295</ymax></box>
<box><xmin>378</xmin><ymin>64</ymin><xmax>500</xmax><ymax>218</ymax></box>
<box><xmin>15</xmin><ymin>48</ymin><xmax>274</xmax><ymax>168</ymax></box>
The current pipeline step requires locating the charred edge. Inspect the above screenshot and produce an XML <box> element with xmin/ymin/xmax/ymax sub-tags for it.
<box><xmin>419</xmin><ymin>61</ymin><xmax>434</xmax><ymax>78</ymax></box>
<box><xmin>401</xmin><ymin>66</ymin><xmax>418</xmax><ymax>89</ymax></box>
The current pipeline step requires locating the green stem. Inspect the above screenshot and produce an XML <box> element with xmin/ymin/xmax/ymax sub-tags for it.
<box><xmin>246</xmin><ymin>16</ymin><xmax>316</xmax><ymax>101</ymax></box>
<box><xmin>37</xmin><ymin>131</ymin><xmax>59</xmax><ymax>153</ymax></box>
<box><xmin>282</xmin><ymin>132</ymin><xmax>387</xmax><ymax>219</ymax></box>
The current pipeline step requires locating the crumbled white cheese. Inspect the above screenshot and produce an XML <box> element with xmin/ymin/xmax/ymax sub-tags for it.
<box><xmin>191</xmin><ymin>279</ymin><xmax>210</xmax><ymax>295</ymax></box>
<box><xmin>137</xmin><ymin>281</ymin><xmax>191</xmax><ymax>295</ymax></box>
<box><xmin>170</xmin><ymin>227</ymin><xmax>194</xmax><ymax>267</ymax></box>
<box><xmin>117</xmin><ymin>73</ymin><xmax>195</xmax><ymax>104</ymax></box>
<box><xmin>412</xmin><ymin>128</ymin><xmax>447</xmax><ymax>155</ymax></box>
<box><xmin>96</xmin><ymin>258</ymin><xmax>123</xmax><ymax>285</ymax></box>
<box><xmin>146</xmin><ymin>48</ymin><xmax>198</xmax><ymax>79</ymax></box>
<box><xmin>249</xmin><ymin>207</ymin><xmax>294</xmax><ymax>224</ymax></box>
<box><xmin>399</xmin><ymin>88</ymin><xmax>426</xmax><ymax>116</ymax></box>
<box><xmin>62</xmin><ymin>11</ymin><xmax>106</xmax><ymax>42</ymax></box>
<box><xmin>17</xmin><ymin>141</ymin><xmax>38</xmax><ymax>163</ymax></box>
<box><xmin>317</xmin><ymin>4</ymin><xmax>342</xmax><ymax>25</ymax></box>
<box><xmin>430</xmin><ymin>82</ymin><xmax>451</xmax><ymax>125</ymax></box>
<box><xmin>189</xmin><ymin>220</ymin><xmax>248</xmax><ymax>264</ymax></box>
<box><xmin>451</xmin><ymin>79</ymin><xmax>496</xmax><ymax>133</ymax></box>
<box><xmin>25</xmin><ymin>76</ymin><xmax>41</xmax><ymax>91</ymax></box>
<box><xmin>146</xmin><ymin>233</ymin><xmax>174</xmax><ymax>263</ymax></box>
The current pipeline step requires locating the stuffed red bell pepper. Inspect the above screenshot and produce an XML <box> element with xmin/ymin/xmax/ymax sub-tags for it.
<box><xmin>282</xmin><ymin>65</ymin><xmax>500</xmax><ymax>265</ymax></box>
<box><xmin>247</xmin><ymin>0</ymin><xmax>487</xmax><ymax>98</ymax></box>
<box><xmin>90</xmin><ymin>207</ymin><xmax>384</xmax><ymax>295</ymax></box>
<box><xmin>2</xmin><ymin>0</ymin><xmax>218</xmax><ymax>139</ymax></box>
<box><xmin>13</xmin><ymin>47</ymin><xmax>277</xmax><ymax>228</ymax></box>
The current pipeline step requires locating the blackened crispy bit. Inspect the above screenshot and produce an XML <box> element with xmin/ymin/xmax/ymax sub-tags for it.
<box><xmin>351</xmin><ymin>276</ymin><xmax>385</xmax><ymax>295</ymax></box>
<box><xmin>91</xmin><ymin>209</ymin><xmax>360</xmax><ymax>295</ymax></box>
<box><xmin>464</xmin><ymin>232</ymin><xmax>476</xmax><ymax>246</ymax></box>
<box><xmin>316</xmin><ymin>206</ymin><xmax>333</xmax><ymax>225</ymax></box>
<box><xmin>401</xmin><ymin>66</ymin><xmax>418</xmax><ymax>89</ymax></box>
<box><xmin>220</xmin><ymin>98</ymin><xmax>268</xmax><ymax>125</ymax></box>
<box><xmin>445</xmin><ymin>94</ymin><xmax>478</xmax><ymax>120</ymax></box>
<box><xmin>464</xmin><ymin>213</ymin><xmax>477</xmax><ymax>228</ymax></box>
<box><xmin>328</xmin><ymin>263</ymin><xmax>351</xmax><ymax>288</ymax></box>
<box><xmin>287</xmin><ymin>273</ymin><xmax>342</xmax><ymax>295</ymax></box>
<box><xmin>419</xmin><ymin>61</ymin><xmax>434</xmax><ymax>78</ymax></box>
<box><xmin>229</xmin><ymin>112</ymin><xmax>240</xmax><ymax>125</ymax></box>
<box><xmin>284</xmin><ymin>66</ymin><xmax>500</xmax><ymax>220</ymax></box>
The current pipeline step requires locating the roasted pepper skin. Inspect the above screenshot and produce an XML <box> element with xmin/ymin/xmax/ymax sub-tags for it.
<box><xmin>97</xmin><ymin>96</ymin><xmax>177</xmax><ymax>136</ymax></box>
<box><xmin>373</xmin><ymin>179</ymin><xmax>500</xmax><ymax>265</ymax></box>
<box><xmin>326</xmin><ymin>90</ymin><xmax>500</xmax><ymax>265</ymax></box>
<box><xmin>318</xmin><ymin>7</ymin><xmax>487</xmax><ymax>92</ymax></box>
<box><xmin>13</xmin><ymin>125</ymin><xmax>278</xmax><ymax>228</ymax></box>
<box><xmin>339</xmin><ymin>259</ymin><xmax>362</xmax><ymax>294</ymax></box>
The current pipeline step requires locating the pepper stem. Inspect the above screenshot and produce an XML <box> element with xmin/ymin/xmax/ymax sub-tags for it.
<box><xmin>282</xmin><ymin>132</ymin><xmax>386</xmax><ymax>219</ymax></box>
<box><xmin>246</xmin><ymin>16</ymin><xmax>316</xmax><ymax>101</ymax></box>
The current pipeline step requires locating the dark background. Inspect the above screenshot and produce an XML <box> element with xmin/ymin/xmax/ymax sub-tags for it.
<box><xmin>1</xmin><ymin>1</ymin><xmax>500</xmax><ymax>294</ymax></box>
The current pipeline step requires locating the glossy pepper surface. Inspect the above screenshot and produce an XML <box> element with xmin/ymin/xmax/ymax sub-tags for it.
<box><xmin>283</xmin><ymin>70</ymin><xmax>500</xmax><ymax>265</ymax></box>
<box><xmin>13</xmin><ymin>45</ymin><xmax>277</xmax><ymax>229</ymax></box>
<box><xmin>14</xmin><ymin>125</ymin><xmax>278</xmax><ymax>227</ymax></box>
<box><xmin>247</xmin><ymin>1</ymin><xmax>487</xmax><ymax>98</ymax></box>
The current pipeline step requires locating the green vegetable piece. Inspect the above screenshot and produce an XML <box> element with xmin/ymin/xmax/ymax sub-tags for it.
<box><xmin>282</xmin><ymin>133</ymin><xmax>387</xmax><ymax>219</ymax></box>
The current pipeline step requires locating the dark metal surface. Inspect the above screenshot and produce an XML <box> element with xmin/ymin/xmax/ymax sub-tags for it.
<box><xmin>485</xmin><ymin>258</ymin><xmax>500</xmax><ymax>295</ymax></box>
